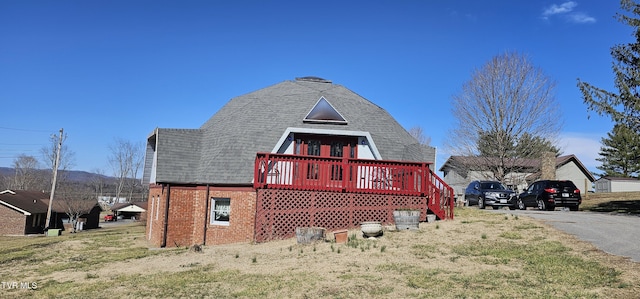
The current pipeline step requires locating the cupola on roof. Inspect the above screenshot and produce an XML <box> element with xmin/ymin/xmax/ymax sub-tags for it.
<box><xmin>295</xmin><ymin>76</ymin><xmax>332</xmax><ymax>83</ymax></box>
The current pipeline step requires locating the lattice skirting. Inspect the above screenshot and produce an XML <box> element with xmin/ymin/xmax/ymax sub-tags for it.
<box><xmin>254</xmin><ymin>189</ymin><xmax>428</xmax><ymax>243</ymax></box>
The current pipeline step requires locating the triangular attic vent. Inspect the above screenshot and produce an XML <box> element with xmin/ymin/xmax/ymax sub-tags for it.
<box><xmin>303</xmin><ymin>97</ymin><xmax>347</xmax><ymax>124</ymax></box>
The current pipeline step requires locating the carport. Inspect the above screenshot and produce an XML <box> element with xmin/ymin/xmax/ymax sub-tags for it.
<box><xmin>111</xmin><ymin>202</ymin><xmax>147</xmax><ymax>221</ymax></box>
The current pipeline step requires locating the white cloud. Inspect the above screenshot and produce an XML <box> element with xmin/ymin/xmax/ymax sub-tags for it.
<box><xmin>569</xmin><ymin>12</ymin><xmax>596</xmax><ymax>23</ymax></box>
<box><xmin>541</xmin><ymin>1</ymin><xmax>596</xmax><ymax>23</ymax></box>
<box><xmin>543</xmin><ymin>1</ymin><xmax>577</xmax><ymax>17</ymax></box>
<box><xmin>558</xmin><ymin>132</ymin><xmax>602</xmax><ymax>173</ymax></box>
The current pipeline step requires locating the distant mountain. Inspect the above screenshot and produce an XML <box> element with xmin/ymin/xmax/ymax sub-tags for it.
<box><xmin>0</xmin><ymin>167</ymin><xmax>118</xmax><ymax>184</ymax></box>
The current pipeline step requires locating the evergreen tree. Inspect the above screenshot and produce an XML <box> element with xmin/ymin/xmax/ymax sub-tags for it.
<box><xmin>477</xmin><ymin>130</ymin><xmax>559</xmax><ymax>159</ymax></box>
<box><xmin>578</xmin><ymin>0</ymin><xmax>640</xmax><ymax>132</ymax></box>
<box><xmin>477</xmin><ymin>129</ymin><xmax>516</xmax><ymax>158</ymax></box>
<box><xmin>596</xmin><ymin>123</ymin><xmax>640</xmax><ymax>177</ymax></box>
<box><xmin>514</xmin><ymin>132</ymin><xmax>561</xmax><ymax>159</ymax></box>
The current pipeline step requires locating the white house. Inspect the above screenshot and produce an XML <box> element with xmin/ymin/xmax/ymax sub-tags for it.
<box><xmin>594</xmin><ymin>176</ymin><xmax>640</xmax><ymax>193</ymax></box>
<box><xmin>440</xmin><ymin>154</ymin><xmax>596</xmax><ymax>199</ymax></box>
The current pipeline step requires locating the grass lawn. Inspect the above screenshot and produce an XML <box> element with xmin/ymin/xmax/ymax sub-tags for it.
<box><xmin>582</xmin><ymin>192</ymin><xmax>640</xmax><ymax>214</ymax></box>
<box><xmin>1</xmin><ymin>207</ymin><xmax>638</xmax><ymax>298</ymax></box>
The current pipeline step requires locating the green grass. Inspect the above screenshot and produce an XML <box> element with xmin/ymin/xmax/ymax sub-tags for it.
<box><xmin>0</xmin><ymin>207</ymin><xmax>638</xmax><ymax>299</ymax></box>
<box><xmin>451</xmin><ymin>239</ymin><xmax>621</xmax><ymax>290</ymax></box>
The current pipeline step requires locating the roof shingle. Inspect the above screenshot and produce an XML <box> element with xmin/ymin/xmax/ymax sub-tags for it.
<box><xmin>146</xmin><ymin>79</ymin><xmax>434</xmax><ymax>185</ymax></box>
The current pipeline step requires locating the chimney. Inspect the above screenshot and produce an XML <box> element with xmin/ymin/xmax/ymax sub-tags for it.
<box><xmin>540</xmin><ymin>152</ymin><xmax>556</xmax><ymax>180</ymax></box>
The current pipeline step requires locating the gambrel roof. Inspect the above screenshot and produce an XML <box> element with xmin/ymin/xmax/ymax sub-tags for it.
<box><xmin>144</xmin><ymin>77</ymin><xmax>434</xmax><ymax>185</ymax></box>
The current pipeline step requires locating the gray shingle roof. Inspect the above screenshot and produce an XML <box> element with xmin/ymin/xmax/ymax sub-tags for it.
<box><xmin>440</xmin><ymin>154</ymin><xmax>596</xmax><ymax>183</ymax></box>
<box><xmin>146</xmin><ymin>78</ymin><xmax>434</xmax><ymax>185</ymax></box>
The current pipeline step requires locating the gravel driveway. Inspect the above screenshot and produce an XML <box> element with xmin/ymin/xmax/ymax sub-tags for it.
<box><xmin>488</xmin><ymin>209</ymin><xmax>640</xmax><ymax>262</ymax></box>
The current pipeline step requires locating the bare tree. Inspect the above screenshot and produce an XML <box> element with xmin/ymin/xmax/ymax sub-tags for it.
<box><xmin>56</xmin><ymin>185</ymin><xmax>97</xmax><ymax>233</ymax></box>
<box><xmin>90</xmin><ymin>168</ymin><xmax>107</xmax><ymax>197</ymax></box>
<box><xmin>0</xmin><ymin>172</ymin><xmax>9</xmax><ymax>190</ymax></box>
<box><xmin>40</xmin><ymin>131</ymin><xmax>75</xmax><ymax>185</ymax></box>
<box><xmin>11</xmin><ymin>154</ymin><xmax>42</xmax><ymax>190</ymax></box>
<box><xmin>446</xmin><ymin>52</ymin><xmax>562</xmax><ymax>183</ymax></box>
<box><xmin>408</xmin><ymin>126</ymin><xmax>432</xmax><ymax>145</ymax></box>
<box><xmin>109</xmin><ymin>138</ymin><xmax>144</xmax><ymax>203</ymax></box>
<box><xmin>127</xmin><ymin>142</ymin><xmax>145</xmax><ymax>201</ymax></box>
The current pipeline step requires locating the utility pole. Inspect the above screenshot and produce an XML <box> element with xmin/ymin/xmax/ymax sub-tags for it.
<box><xmin>45</xmin><ymin>128</ymin><xmax>63</xmax><ymax>230</ymax></box>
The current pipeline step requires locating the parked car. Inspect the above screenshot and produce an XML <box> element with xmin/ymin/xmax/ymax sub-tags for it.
<box><xmin>464</xmin><ymin>180</ymin><xmax>517</xmax><ymax>210</ymax></box>
<box><xmin>104</xmin><ymin>214</ymin><xmax>116</xmax><ymax>221</ymax></box>
<box><xmin>517</xmin><ymin>180</ymin><xmax>582</xmax><ymax>211</ymax></box>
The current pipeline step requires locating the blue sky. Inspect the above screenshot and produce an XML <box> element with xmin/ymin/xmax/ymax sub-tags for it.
<box><xmin>0</xmin><ymin>1</ymin><xmax>628</xmax><ymax>176</ymax></box>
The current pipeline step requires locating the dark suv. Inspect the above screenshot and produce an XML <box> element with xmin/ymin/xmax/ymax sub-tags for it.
<box><xmin>517</xmin><ymin>180</ymin><xmax>581</xmax><ymax>211</ymax></box>
<box><xmin>464</xmin><ymin>180</ymin><xmax>516</xmax><ymax>210</ymax></box>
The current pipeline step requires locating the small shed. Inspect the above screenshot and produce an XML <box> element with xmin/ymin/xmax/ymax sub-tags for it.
<box><xmin>111</xmin><ymin>202</ymin><xmax>147</xmax><ymax>221</ymax></box>
<box><xmin>595</xmin><ymin>176</ymin><xmax>640</xmax><ymax>193</ymax></box>
<box><xmin>41</xmin><ymin>198</ymin><xmax>103</xmax><ymax>230</ymax></box>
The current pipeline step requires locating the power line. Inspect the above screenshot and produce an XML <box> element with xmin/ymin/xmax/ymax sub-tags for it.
<box><xmin>0</xmin><ymin>126</ymin><xmax>53</xmax><ymax>133</ymax></box>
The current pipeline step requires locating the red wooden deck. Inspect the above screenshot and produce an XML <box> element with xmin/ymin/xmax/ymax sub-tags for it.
<box><xmin>253</xmin><ymin>153</ymin><xmax>454</xmax><ymax>220</ymax></box>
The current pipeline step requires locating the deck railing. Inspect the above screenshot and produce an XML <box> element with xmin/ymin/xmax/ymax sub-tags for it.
<box><xmin>254</xmin><ymin>153</ymin><xmax>454</xmax><ymax>219</ymax></box>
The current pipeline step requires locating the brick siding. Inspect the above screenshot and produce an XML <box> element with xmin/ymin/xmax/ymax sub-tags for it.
<box><xmin>146</xmin><ymin>184</ymin><xmax>256</xmax><ymax>247</ymax></box>
<box><xmin>145</xmin><ymin>183</ymin><xmax>433</xmax><ymax>247</ymax></box>
<box><xmin>0</xmin><ymin>205</ymin><xmax>27</xmax><ymax>235</ymax></box>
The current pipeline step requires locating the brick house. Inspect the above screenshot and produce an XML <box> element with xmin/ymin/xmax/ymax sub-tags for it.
<box><xmin>0</xmin><ymin>190</ymin><xmax>102</xmax><ymax>235</ymax></box>
<box><xmin>143</xmin><ymin>77</ymin><xmax>454</xmax><ymax>248</ymax></box>
<box><xmin>0</xmin><ymin>190</ymin><xmax>52</xmax><ymax>235</ymax></box>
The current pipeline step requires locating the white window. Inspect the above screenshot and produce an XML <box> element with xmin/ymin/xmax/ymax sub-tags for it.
<box><xmin>210</xmin><ymin>198</ymin><xmax>230</xmax><ymax>225</ymax></box>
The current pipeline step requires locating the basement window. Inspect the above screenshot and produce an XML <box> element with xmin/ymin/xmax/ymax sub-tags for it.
<box><xmin>210</xmin><ymin>198</ymin><xmax>230</xmax><ymax>226</ymax></box>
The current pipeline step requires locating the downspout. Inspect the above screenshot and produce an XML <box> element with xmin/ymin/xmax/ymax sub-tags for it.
<box><xmin>161</xmin><ymin>184</ymin><xmax>171</xmax><ymax>248</ymax></box>
<box><xmin>253</xmin><ymin>188</ymin><xmax>259</xmax><ymax>243</ymax></box>
<box><xmin>202</xmin><ymin>184</ymin><xmax>210</xmax><ymax>245</ymax></box>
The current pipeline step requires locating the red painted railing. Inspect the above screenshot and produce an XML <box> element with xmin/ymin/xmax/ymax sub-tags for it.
<box><xmin>254</xmin><ymin>153</ymin><xmax>454</xmax><ymax>219</ymax></box>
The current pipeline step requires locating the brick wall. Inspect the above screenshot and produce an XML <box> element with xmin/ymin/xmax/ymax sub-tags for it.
<box><xmin>0</xmin><ymin>205</ymin><xmax>27</xmax><ymax>235</ymax></box>
<box><xmin>205</xmin><ymin>189</ymin><xmax>256</xmax><ymax>245</ymax></box>
<box><xmin>145</xmin><ymin>183</ymin><xmax>431</xmax><ymax>246</ymax></box>
<box><xmin>164</xmin><ymin>186</ymin><xmax>200</xmax><ymax>247</ymax></box>
<box><xmin>146</xmin><ymin>186</ymin><xmax>164</xmax><ymax>247</ymax></box>
<box><xmin>145</xmin><ymin>184</ymin><xmax>257</xmax><ymax>247</ymax></box>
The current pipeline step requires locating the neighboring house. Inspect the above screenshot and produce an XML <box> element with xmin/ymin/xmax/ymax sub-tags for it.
<box><xmin>143</xmin><ymin>77</ymin><xmax>454</xmax><ymax>248</ymax></box>
<box><xmin>0</xmin><ymin>190</ymin><xmax>55</xmax><ymax>235</ymax></box>
<box><xmin>111</xmin><ymin>202</ymin><xmax>147</xmax><ymax>221</ymax></box>
<box><xmin>594</xmin><ymin>176</ymin><xmax>640</xmax><ymax>193</ymax></box>
<box><xmin>0</xmin><ymin>190</ymin><xmax>102</xmax><ymax>235</ymax></box>
<box><xmin>440</xmin><ymin>154</ymin><xmax>595</xmax><ymax>199</ymax></box>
